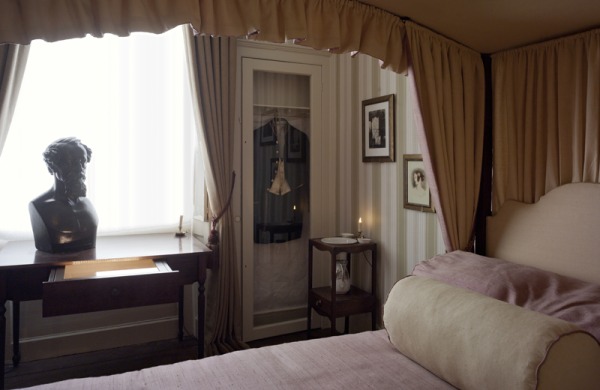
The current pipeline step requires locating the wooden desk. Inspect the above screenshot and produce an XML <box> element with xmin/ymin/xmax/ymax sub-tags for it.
<box><xmin>0</xmin><ymin>233</ymin><xmax>213</xmax><ymax>389</ymax></box>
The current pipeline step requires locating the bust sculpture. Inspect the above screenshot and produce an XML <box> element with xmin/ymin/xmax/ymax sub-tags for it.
<box><xmin>29</xmin><ymin>137</ymin><xmax>98</xmax><ymax>253</ymax></box>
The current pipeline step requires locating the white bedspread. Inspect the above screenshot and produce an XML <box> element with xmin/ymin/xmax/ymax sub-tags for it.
<box><xmin>20</xmin><ymin>330</ymin><xmax>455</xmax><ymax>389</ymax></box>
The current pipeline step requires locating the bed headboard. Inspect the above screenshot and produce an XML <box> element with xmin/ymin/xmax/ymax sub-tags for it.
<box><xmin>487</xmin><ymin>182</ymin><xmax>600</xmax><ymax>285</ymax></box>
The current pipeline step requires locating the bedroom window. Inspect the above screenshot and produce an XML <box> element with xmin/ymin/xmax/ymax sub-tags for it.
<box><xmin>0</xmin><ymin>26</ymin><xmax>204</xmax><ymax>240</ymax></box>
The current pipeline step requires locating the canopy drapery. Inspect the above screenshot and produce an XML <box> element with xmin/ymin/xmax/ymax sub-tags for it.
<box><xmin>0</xmin><ymin>0</ymin><xmax>407</xmax><ymax>74</ymax></box>
<box><xmin>405</xmin><ymin>21</ymin><xmax>485</xmax><ymax>252</ymax></box>
<box><xmin>492</xmin><ymin>28</ymin><xmax>600</xmax><ymax>210</ymax></box>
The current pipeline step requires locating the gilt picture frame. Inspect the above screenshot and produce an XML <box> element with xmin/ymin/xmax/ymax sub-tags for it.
<box><xmin>362</xmin><ymin>94</ymin><xmax>395</xmax><ymax>162</ymax></box>
<box><xmin>403</xmin><ymin>154</ymin><xmax>435</xmax><ymax>213</ymax></box>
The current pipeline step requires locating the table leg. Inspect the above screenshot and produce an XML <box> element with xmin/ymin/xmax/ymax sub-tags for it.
<box><xmin>307</xmin><ymin>242</ymin><xmax>313</xmax><ymax>339</ymax></box>
<box><xmin>12</xmin><ymin>300</ymin><xmax>20</xmax><ymax>366</ymax></box>
<box><xmin>0</xmin><ymin>296</ymin><xmax>6</xmax><ymax>390</ymax></box>
<box><xmin>197</xmin><ymin>251</ymin><xmax>209</xmax><ymax>359</ymax></box>
<box><xmin>178</xmin><ymin>287</ymin><xmax>184</xmax><ymax>341</ymax></box>
<box><xmin>330</xmin><ymin>251</ymin><xmax>336</xmax><ymax>336</ymax></box>
<box><xmin>372</xmin><ymin>247</ymin><xmax>377</xmax><ymax>330</ymax></box>
<box><xmin>197</xmin><ymin>281</ymin><xmax>205</xmax><ymax>358</ymax></box>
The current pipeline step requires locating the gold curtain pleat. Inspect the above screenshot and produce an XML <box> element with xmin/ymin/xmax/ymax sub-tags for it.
<box><xmin>0</xmin><ymin>0</ymin><xmax>407</xmax><ymax>73</ymax></box>
<box><xmin>492</xmin><ymin>29</ymin><xmax>600</xmax><ymax>210</ymax></box>
<box><xmin>406</xmin><ymin>21</ymin><xmax>486</xmax><ymax>252</ymax></box>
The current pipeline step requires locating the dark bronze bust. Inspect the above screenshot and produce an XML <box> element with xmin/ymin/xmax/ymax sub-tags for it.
<box><xmin>29</xmin><ymin>137</ymin><xmax>98</xmax><ymax>253</ymax></box>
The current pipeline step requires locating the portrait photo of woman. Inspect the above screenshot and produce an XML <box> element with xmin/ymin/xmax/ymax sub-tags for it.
<box><xmin>403</xmin><ymin>155</ymin><xmax>434</xmax><ymax>212</ymax></box>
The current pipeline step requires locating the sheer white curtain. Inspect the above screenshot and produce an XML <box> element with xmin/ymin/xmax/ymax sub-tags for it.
<box><xmin>0</xmin><ymin>27</ymin><xmax>197</xmax><ymax>240</ymax></box>
<box><xmin>0</xmin><ymin>44</ymin><xmax>29</xmax><ymax>159</ymax></box>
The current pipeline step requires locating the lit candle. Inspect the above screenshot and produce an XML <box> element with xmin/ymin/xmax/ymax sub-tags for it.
<box><xmin>358</xmin><ymin>217</ymin><xmax>362</xmax><ymax>234</ymax></box>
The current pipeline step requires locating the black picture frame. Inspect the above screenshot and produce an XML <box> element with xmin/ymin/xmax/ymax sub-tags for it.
<box><xmin>362</xmin><ymin>94</ymin><xmax>395</xmax><ymax>162</ymax></box>
<box><xmin>260</xmin><ymin>123</ymin><xmax>276</xmax><ymax>146</ymax></box>
<box><xmin>286</xmin><ymin>128</ymin><xmax>305</xmax><ymax>162</ymax></box>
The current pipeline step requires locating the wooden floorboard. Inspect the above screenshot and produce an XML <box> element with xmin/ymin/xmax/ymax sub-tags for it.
<box><xmin>5</xmin><ymin>338</ymin><xmax>198</xmax><ymax>389</ymax></box>
<box><xmin>4</xmin><ymin>330</ymin><xmax>323</xmax><ymax>389</ymax></box>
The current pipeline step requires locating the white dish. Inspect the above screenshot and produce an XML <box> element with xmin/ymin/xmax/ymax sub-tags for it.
<box><xmin>340</xmin><ymin>232</ymin><xmax>354</xmax><ymax>238</ymax></box>
<box><xmin>357</xmin><ymin>238</ymin><xmax>372</xmax><ymax>244</ymax></box>
<box><xmin>322</xmin><ymin>237</ymin><xmax>357</xmax><ymax>245</ymax></box>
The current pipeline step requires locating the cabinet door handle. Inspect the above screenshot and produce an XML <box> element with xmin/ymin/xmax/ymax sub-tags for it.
<box><xmin>315</xmin><ymin>299</ymin><xmax>322</xmax><ymax>307</ymax></box>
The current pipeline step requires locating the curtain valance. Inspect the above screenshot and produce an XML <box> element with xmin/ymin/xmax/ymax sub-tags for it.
<box><xmin>0</xmin><ymin>0</ymin><xmax>199</xmax><ymax>43</ymax></box>
<box><xmin>0</xmin><ymin>0</ymin><xmax>408</xmax><ymax>73</ymax></box>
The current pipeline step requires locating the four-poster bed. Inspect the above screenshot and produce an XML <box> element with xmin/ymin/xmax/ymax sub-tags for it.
<box><xmin>18</xmin><ymin>183</ymin><xmax>600</xmax><ymax>389</ymax></box>
<box><xmin>1</xmin><ymin>1</ymin><xmax>599</xmax><ymax>389</ymax></box>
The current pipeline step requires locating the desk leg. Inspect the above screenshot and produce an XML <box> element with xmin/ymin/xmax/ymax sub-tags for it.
<box><xmin>178</xmin><ymin>287</ymin><xmax>184</xmax><ymax>341</ymax></box>
<box><xmin>12</xmin><ymin>300</ymin><xmax>20</xmax><ymax>367</ymax></box>
<box><xmin>0</xmin><ymin>279</ymin><xmax>6</xmax><ymax>390</ymax></box>
<box><xmin>197</xmin><ymin>254</ymin><xmax>208</xmax><ymax>359</ymax></box>
<box><xmin>197</xmin><ymin>281</ymin><xmax>206</xmax><ymax>358</ymax></box>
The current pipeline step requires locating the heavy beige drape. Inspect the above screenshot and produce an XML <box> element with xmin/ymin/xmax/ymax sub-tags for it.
<box><xmin>184</xmin><ymin>29</ymin><xmax>245</xmax><ymax>355</ymax></box>
<box><xmin>0</xmin><ymin>44</ymin><xmax>29</xmax><ymax>157</ymax></box>
<box><xmin>405</xmin><ymin>22</ymin><xmax>486</xmax><ymax>252</ymax></box>
<box><xmin>0</xmin><ymin>0</ymin><xmax>408</xmax><ymax>74</ymax></box>
<box><xmin>492</xmin><ymin>28</ymin><xmax>600</xmax><ymax>210</ymax></box>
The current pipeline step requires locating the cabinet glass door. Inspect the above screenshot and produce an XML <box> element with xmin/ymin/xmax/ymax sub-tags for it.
<box><xmin>242</xmin><ymin>58</ymin><xmax>321</xmax><ymax>341</ymax></box>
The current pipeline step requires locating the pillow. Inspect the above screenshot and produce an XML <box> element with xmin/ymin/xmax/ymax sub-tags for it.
<box><xmin>383</xmin><ymin>276</ymin><xmax>600</xmax><ymax>390</ymax></box>
<box><xmin>412</xmin><ymin>250</ymin><xmax>600</xmax><ymax>341</ymax></box>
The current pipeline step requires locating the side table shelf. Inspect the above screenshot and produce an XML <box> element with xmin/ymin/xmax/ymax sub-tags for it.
<box><xmin>307</xmin><ymin>238</ymin><xmax>377</xmax><ymax>338</ymax></box>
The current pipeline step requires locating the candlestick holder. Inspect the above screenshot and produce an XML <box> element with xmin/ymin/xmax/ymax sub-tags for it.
<box><xmin>175</xmin><ymin>215</ymin><xmax>186</xmax><ymax>237</ymax></box>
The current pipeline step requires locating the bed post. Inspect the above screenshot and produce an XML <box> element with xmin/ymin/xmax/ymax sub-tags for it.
<box><xmin>474</xmin><ymin>54</ymin><xmax>493</xmax><ymax>256</ymax></box>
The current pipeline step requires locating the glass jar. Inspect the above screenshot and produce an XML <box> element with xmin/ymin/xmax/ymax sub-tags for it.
<box><xmin>335</xmin><ymin>258</ymin><xmax>351</xmax><ymax>294</ymax></box>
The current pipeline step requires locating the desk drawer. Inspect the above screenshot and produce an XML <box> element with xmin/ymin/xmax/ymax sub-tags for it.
<box><xmin>43</xmin><ymin>259</ymin><xmax>180</xmax><ymax>317</ymax></box>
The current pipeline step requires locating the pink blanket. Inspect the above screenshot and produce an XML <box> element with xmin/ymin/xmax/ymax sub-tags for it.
<box><xmin>22</xmin><ymin>330</ymin><xmax>455</xmax><ymax>389</ymax></box>
<box><xmin>412</xmin><ymin>250</ymin><xmax>600</xmax><ymax>341</ymax></box>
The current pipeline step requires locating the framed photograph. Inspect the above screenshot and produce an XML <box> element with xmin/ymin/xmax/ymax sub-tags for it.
<box><xmin>362</xmin><ymin>94</ymin><xmax>395</xmax><ymax>162</ymax></box>
<box><xmin>286</xmin><ymin>128</ymin><xmax>305</xmax><ymax>162</ymax></box>
<box><xmin>403</xmin><ymin>154</ymin><xmax>435</xmax><ymax>212</ymax></box>
<box><xmin>260</xmin><ymin>123</ymin><xmax>276</xmax><ymax>146</ymax></box>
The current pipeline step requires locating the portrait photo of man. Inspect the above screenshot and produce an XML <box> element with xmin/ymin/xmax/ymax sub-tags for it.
<box><xmin>368</xmin><ymin>110</ymin><xmax>386</xmax><ymax>149</ymax></box>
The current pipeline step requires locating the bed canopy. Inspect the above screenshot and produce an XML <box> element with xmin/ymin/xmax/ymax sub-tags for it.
<box><xmin>0</xmin><ymin>0</ymin><xmax>598</xmax><ymax>353</ymax></box>
<box><xmin>0</xmin><ymin>0</ymin><xmax>488</xmax><ymax>250</ymax></box>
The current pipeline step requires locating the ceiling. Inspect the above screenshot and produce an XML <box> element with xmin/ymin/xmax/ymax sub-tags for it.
<box><xmin>359</xmin><ymin>0</ymin><xmax>600</xmax><ymax>53</ymax></box>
